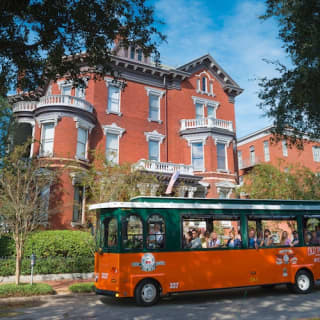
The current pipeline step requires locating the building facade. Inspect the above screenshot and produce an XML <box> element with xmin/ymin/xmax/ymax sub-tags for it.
<box><xmin>11</xmin><ymin>47</ymin><xmax>243</xmax><ymax>228</ymax></box>
<box><xmin>237</xmin><ymin>126</ymin><xmax>320</xmax><ymax>183</ymax></box>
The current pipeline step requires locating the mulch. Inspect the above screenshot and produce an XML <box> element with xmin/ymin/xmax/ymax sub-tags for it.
<box><xmin>39</xmin><ymin>279</ymin><xmax>94</xmax><ymax>294</ymax></box>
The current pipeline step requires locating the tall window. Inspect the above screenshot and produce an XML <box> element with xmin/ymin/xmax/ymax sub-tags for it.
<box><xmin>264</xmin><ymin>141</ymin><xmax>270</xmax><ymax>161</ymax></box>
<box><xmin>137</xmin><ymin>49</ymin><xmax>142</xmax><ymax>61</ymax></box>
<box><xmin>122</xmin><ymin>215</ymin><xmax>143</xmax><ymax>249</ymax></box>
<box><xmin>238</xmin><ymin>150</ymin><xmax>243</xmax><ymax>168</ymax></box>
<box><xmin>313</xmin><ymin>146</ymin><xmax>320</xmax><ymax>162</ymax></box>
<box><xmin>107</xmin><ymin>85</ymin><xmax>120</xmax><ymax>113</ymax></box>
<box><xmin>148</xmin><ymin>139</ymin><xmax>159</xmax><ymax>161</ymax></box>
<box><xmin>61</xmin><ymin>84</ymin><xmax>72</xmax><ymax>96</ymax></box>
<box><xmin>73</xmin><ymin>185</ymin><xmax>84</xmax><ymax>222</ymax></box>
<box><xmin>149</xmin><ymin>94</ymin><xmax>160</xmax><ymax>121</ymax></box>
<box><xmin>282</xmin><ymin>140</ymin><xmax>288</xmax><ymax>157</ymax></box>
<box><xmin>249</xmin><ymin>146</ymin><xmax>255</xmax><ymax>165</ymax></box>
<box><xmin>217</xmin><ymin>143</ymin><xmax>227</xmax><ymax>170</ymax></box>
<box><xmin>192</xmin><ymin>142</ymin><xmax>204</xmax><ymax>171</ymax></box>
<box><xmin>130</xmin><ymin>47</ymin><xmax>135</xmax><ymax>59</ymax></box>
<box><xmin>207</xmin><ymin>106</ymin><xmax>215</xmax><ymax>118</ymax></box>
<box><xmin>41</xmin><ymin>123</ymin><xmax>54</xmax><ymax>156</ymax></box>
<box><xmin>106</xmin><ymin>133</ymin><xmax>119</xmax><ymax>164</ymax></box>
<box><xmin>195</xmin><ymin>103</ymin><xmax>204</xmax><ymax>119</ymax></box>
<box><xmin>39</xmin><ymin>185</ymin><xmax>50</xmax><ymax>222</ymax></box>
<box><xmin>76</xmin><ymin>127</ymin><xmax>88</xmax><ymax>160</ymax></box>
<box><xmin>147</xmin><ymin>215</ymin><xmax>165</xmax><ymax>249</ymax></box>
<box><xmin>202</xmin><ymin>77</ymin><xmax>207</xmax><ymax>92</ymax></box>
<box><xmin>75</xmin><ymin>87</ymin><xmax>85</xmax><ymax>98</ymax></box>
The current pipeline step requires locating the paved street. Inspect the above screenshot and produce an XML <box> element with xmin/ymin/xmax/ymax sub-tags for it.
<box><xmin>2</xmin><ymin>285</ymin><xmax>320</xmax><ymax>320</ymax></box>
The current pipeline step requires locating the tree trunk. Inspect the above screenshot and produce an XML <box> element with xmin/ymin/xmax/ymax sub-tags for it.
<box><xmin>15</xmin><ymin>244</ymin><xmax>22</xmax><ymax>285</ymax></box>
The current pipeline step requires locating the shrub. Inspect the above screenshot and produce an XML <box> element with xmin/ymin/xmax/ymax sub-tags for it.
<box><xmin>69</xmin><ymin>282</ymin><xmax>95</xmax><ymax>293</ymax></box>
<box><xmin>0</xmin><ymin>283</ymin><xmax>54</xmax><ymax>298</ymax></box>
<box><xmin>0</xmin><ymin>230</ymin><xmax>95</xmax><ymax>276</ymax></box>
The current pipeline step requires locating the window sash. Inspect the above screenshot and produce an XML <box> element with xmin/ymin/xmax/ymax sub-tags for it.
<box><xmin>264</xmin><ymin>141</ymin><xmax>270</xmax><ymax>161</ymax></box>
<box><xmin>106</xmin><ymin>133</ymin><xmax>119</xmax><ymax>163</ymax></box>
<box><xmin>61</xmin><ymin>85</ymin><xmax>72</xmax><ymax>96</ymax></box>
<box><xmin>195</xmin><ymin>103</ymin><xmax>204</xmax><ymax>119</ymax></box>
<box><xmin>192</xmin><ymin>142</ymin><xmax>204</xmax><ymax>171</ymax></box>
<box><xmin>107</xmin><ymin>85</ymin><xmax>120</xmax><ymax>112</ymax></box>
<box><xmin>249</xmin><ymin>146</ymin><xmax>255</xmax><ymax>164</ymax></box>
<box><xmin>238</xmin><ymin>151</ymin><xmax>243</xmax><ymax>168</ymax></box>
<box><xmin>41</xmin><ymin>123</ymin><xmax>54</xmax><ymax>156</ymax></box>
<box><xmin>148</xmin><ymin>140</ymin><xmax>159</xmax><ymax>161</ymax></box>
<box><xmin>217</xmin><ymin>143</ymin><xmax>226</xmax><ymax>170</ymax></box>
<box><xmin>313</xmin><ymin>147</ymin><xmax>320</xmax><ymax>162</ymax></box>
<box><xmin>207</xmin><ymin>106</ymin><xmax>215</xmax><ymax>118</ymax></box>
<box><xmin>282</xmin><ymin>140</ymin><xmax>288</xmax><ymax>157</ymax></box>
<box><xmin>149</xmin><ymin>94</ymin><xmax>160</xmax><ymax>120</ymax></box>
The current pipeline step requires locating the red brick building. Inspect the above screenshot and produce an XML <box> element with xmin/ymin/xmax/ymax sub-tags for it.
<box><xmin>12</xmin><ymin>47</ymin><xmax>243</xmax><ymax>228</ymax></box>
<box><xmin>237</xmin><ymin>126</ymin><xmax>320</xmax><ymax>183</ymax></box>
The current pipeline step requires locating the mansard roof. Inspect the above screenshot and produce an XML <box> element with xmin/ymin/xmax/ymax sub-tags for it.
<box><xmin>177</xmin><ymin>54</ymin><xmax>243</xmax><ymax>97</ymax></box>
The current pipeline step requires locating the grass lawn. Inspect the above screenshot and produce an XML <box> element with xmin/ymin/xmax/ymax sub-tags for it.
<box><xmin>0</xmin><ymin>283</ymin><xmax>54</xmax><ymax>298</ymax></box>
<box><xmin>68</xmin><ymin>282</ymin><xmax>95</xmax><ymax>293</ymax></box>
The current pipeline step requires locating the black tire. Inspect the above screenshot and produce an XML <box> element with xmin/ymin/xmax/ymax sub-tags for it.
<box><xmin>287</xmin><ymin>270</ymin><xmax>314</xmax><ymax>294</ymax></box>
<box><xmin>135</xmin><ymin>279</ymin><xmax>160</xmax><ymax>306</ymax></box>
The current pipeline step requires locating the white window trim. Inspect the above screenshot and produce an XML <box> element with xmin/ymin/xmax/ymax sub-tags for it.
<box><xmin>264</xmin><ymin>140</ymin><xmax>270</xmax><ymax>162</ymax></box>
<box><xmin>16</xmin><ymin>118</ymin><xmax>35</xmax><ymax>158</ymax></box>
<box><xmin>57</xmin><ymin>79</ymin><xmax>88</xmax><ymax>97</ymax></box>
<box><xmin>75</xmin><ymin>127</ymin><xmax>89</xmax><ymax>161</ymax></box>
<box><xmin>144</xmin><ymin>130</ymin><xmax>165</xmax><ymax>162</ymax></box>
<box><xmin>105</xmin><ymin>77</ymin><xmax>124</xmax><ymax>116</ymax></box>
<box><xmin>195</xmin><ymin>71</ymin><xmax>215</xmax><ymax>97</ymax></box>
<box><xmin>148</xmin><ymin>139</ymin><xmax>161</xmax><ymax>162</ymax></box>
<box><xmin>313</xmin><ymin>146</ymin><xmax>320</xmax><ymax>162</ymax></box>
<box><xmin>216</xmin><ymin>141</ymin><xmax>228</xmax><ymax>173</ymax></box>
<box><xmin>39</xmin><ymin>122</ymin><xmax>55</xmax><ymax>157</ymax></box>
<box><xmin>191</xmin><ymin>141</ymin><xmax>205</xmax><ymax>172</ymax></box>
<box><xmin>103</xmin><ymin>123</ymin><xmax>126</xmax><ymax>164</ymax></box>
<box><xmin>192</xmin><ymin>96</ymin><xmax>219</xmax><ymax>118</ymax></box>
<box><xmin>282</xmin><ymin>140</ymin><xmax>288</xmax><ymax>157</ymax></box>
<box><xmin>145</xmin><ymin>87</ymin><xmax>165</xmax><ymax>123</ymax></box>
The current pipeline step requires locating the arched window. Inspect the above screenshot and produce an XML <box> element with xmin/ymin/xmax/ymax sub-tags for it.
<box><xmin>122</xmin><ymin>215</ymin><xmax>143</xmax><ymax>249</ymax></box>
<box><xmin>147</xmin><ymin>215</ymin><xmax>165</xmax><ymax>249</ymax></box>
<box><xmin>202</xmin><ymin>77</ymin><xmax>207</xmax><ymax>92</ymax></box>
<box><xmin>103</xmin><ymin>217</ymin><xmax>118</xmax><ymax>248</ymax></box>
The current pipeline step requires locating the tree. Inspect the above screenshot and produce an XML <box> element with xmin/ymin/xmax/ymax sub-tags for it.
<box><xmin>80</xmin><ymin>153</ymin><xmax>160</xmax><ymax>205</ymax></box>
<box><xmin>0</xmin><ymin>97</ymin><xmax>14</xmax><ymax>160</ymax></box>
<box><xmin>0</xmin><ymin>143</ymin><xmax>60</xmax><ymax>284</ymax></box>
<box><xmin>259</xmin><ymin>0</ymin><xmax>320</xmax><ymax>144</ymax></box>
<box><xmin>0</xmin><ymin>0</ymin><xmax>165</xmax><ymax>96</ymax></box>
<box><xmin>239</xmin><ymin>162</ymin><xmax>320</xmax><ymax>200</ymax></box>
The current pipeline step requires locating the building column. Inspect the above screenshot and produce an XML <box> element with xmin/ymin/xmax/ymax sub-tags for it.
<box><xmin>187</xmin><ymin>187</ymin><xmax>197</xmax><ymax>198</ymax></box>
<box><xmin>176</xmin><ymin>186</ymin><xmax>189</xmax><ymax>197</ymax></box>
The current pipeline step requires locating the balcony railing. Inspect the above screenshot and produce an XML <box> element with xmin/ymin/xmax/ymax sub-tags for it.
<box><xmin>135</xmin><ymin>159</ymin><xmax>194</xmax><ymax>175</ymax></box>
<box><xmin>38</xmin><ymin>95</ymin><xmax>93</xmax><ymax>113</ymax></box>
<box><xmin>239</xmin><ymin>156</ymin><xmax>262</xmax><ymax>169</ymax></box>
<box><xmin>12</xmin><ymin>101</ymin><xmax>38</xmax><ymax>112</ymax></box>
<box><xmin>13</xmin><ymin>95</ymin><xmax>94</xmax><ymax>114</ymax></box>
<box><xmin>180</xmin><ymin>117</ymin><xmax>233</xmax><ymax>132</ymax></box>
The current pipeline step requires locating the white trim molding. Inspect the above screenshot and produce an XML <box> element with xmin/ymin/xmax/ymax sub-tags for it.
<box><xmin>183</xmin><ymin>133</ymin><xmax>209</xmax><ymax>146</ymax></box>
<box><xmin>213</xmin><ymin>134</ymin><xmax>233</xmax><ymax>147</ymax></box>
<box><xmin>192</xmin><ymin>96</ymin><xmax>219</xmax><ymax>108</ymax></box>
<box><xmin>215</xmin><ymin>181</ymin><xmax>235</xmax><ymax>199</ymax></box>
<box><xmin>145</xmin><ymin>87</ymin><xmax>165</xmax><ymax>98</ymax></box>
<box><xmin>144</xmin><ymin>130</ymin><xmax>165</xmax><ymax>143</ymax></box>
<box><xmin>102</xmin><ymin>123</ymin><xmax>126</xmax><ymax>137</ymax></box>
<box><xmin>36</xmin><ymin>114</ymin><xmax>61</xmax><ymax>127</ymax></box>
<box><xmin>73</xmin><ymin>117</ymin><xmax>95</xmax><ymax>133</ymax></box>
<box><xmin>195</xmin><ymin>71</ymin><xmax>215</xmax><ymax>97</ymax></box>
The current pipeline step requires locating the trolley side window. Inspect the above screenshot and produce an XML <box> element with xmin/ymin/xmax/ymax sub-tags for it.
<box><xmin>122</xmin><ymin>214</ymin><xmax>143</xmax><ymax>249</ymax></box>
<box><xmin>303</xmin><ymin>217</ymin><xmax>320</xmax><ymax>246</ymax></box>
<box><xmin>103</xmin><ymin>217</ymin><xmax>118</xmax><ymax>248</ymax></box>
<box><xmin>147</xmin><ymin>214</ymin><xmax>165</xmax><ymax>249</ymax></box>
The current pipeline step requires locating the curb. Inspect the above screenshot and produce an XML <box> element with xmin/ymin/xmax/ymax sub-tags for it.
<box><xmin>0</xmin><ymin>292</ymin><xmax>96</xmax><ymax>306</ymax></box>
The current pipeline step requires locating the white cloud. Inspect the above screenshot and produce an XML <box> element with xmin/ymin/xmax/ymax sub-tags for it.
<box><xmin>154</xmin><ymin>0</ymin><xmax>289</xmax><ymax>137</ymax></box>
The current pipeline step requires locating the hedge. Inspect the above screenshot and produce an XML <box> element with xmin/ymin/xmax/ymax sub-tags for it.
<box><xmin>0</xmin><ymin>283</ymin><xmax>54</xmax><ymax>298</ymax></box>
<box><xmin>0</xmin><ymin>230</ymin><xmax>95</xmax><ymax>277</ymax></box>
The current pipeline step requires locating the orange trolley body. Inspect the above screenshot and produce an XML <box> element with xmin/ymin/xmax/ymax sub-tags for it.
<box><xmin>90</xmin><ymin>197</ymin><xmax>320</xmax><ymax>305</ymax></box>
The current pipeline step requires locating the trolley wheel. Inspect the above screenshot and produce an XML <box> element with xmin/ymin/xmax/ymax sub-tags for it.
<box><xmin>287</xmin><ymin>270</ymin><xmax>314</xmax><ymax>294</ymax></box>
<box><xmin>135</xmin><ymin>279</ymin><xmax>160</xmax><ymax>306</ymax></box>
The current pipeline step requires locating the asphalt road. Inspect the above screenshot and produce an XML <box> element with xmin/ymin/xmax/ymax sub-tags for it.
<box><xmin>2</xmin><ymin>285</ymin><xmax>320</xmax><ymax>320</ymax></box>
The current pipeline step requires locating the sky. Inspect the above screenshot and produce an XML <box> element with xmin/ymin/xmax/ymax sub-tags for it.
<box><xmin>152</xmin><ymin>0</ymin><xmax>290</xmax><ymax>138</ymax></box>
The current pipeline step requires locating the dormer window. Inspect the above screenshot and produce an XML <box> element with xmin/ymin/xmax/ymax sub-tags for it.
<box><xmin>196</xmin><ymin>71</ymin><xmax>215</xmax><ymax>97</ymax></box>
<box><xmin>137</xmin><ymin>49</ymin><xmax>142</xmax><ymax>62</ymax></box>
<box><xmin>202</xmin><ymin>77</ymin><xmax>207</xmax><ymax>92</ymax></box>
<box><xmin>130</xmin><ymin>47</ymin><xmax>135</xmax><ymax>59</ymax></box>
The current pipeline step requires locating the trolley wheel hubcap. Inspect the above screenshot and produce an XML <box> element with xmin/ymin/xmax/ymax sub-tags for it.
<box><xmin>297</xmin><ymin>274</ymin><xmax>310</xmax><ymax>291</ymax></box>
<box><xmin>141</xmin><ymin>283</ymin><xmax>157</xmax><ymax>303</ymax></box>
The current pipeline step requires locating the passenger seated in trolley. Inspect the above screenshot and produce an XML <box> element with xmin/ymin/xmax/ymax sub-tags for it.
<box><xmin>207</xmin><ymin>232</ymin><xmax>220</xmax><ymax>248</ymax></box>
<box><xmin>191</xmin><ymin>229</ymin><xmax>202</xmax><ymax>248</ymax></box>
<box><xmin>291</xmin><ymin>231</ymin><xmax>299</xmax><ymax>246</ymax></box>
<box><xmin>147</xmin><ymin>224</ymin><xmax>164</xmax><ymax>248</ymax></box>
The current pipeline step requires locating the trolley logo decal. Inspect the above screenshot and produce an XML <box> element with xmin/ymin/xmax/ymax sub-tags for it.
<box><xmin>132</xmin><ymin>253</ymin><xmax>165</xmax><ymax>272</ymax></box>
<box><xmin>275</xmin><ymin>249</ymin><xmax>297</xmax><ymax>265</ymax></box>
<box><xmin>307</xmin><ymin>247</ymin><xmax>320</xmax><ymax>263</ymax></box>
